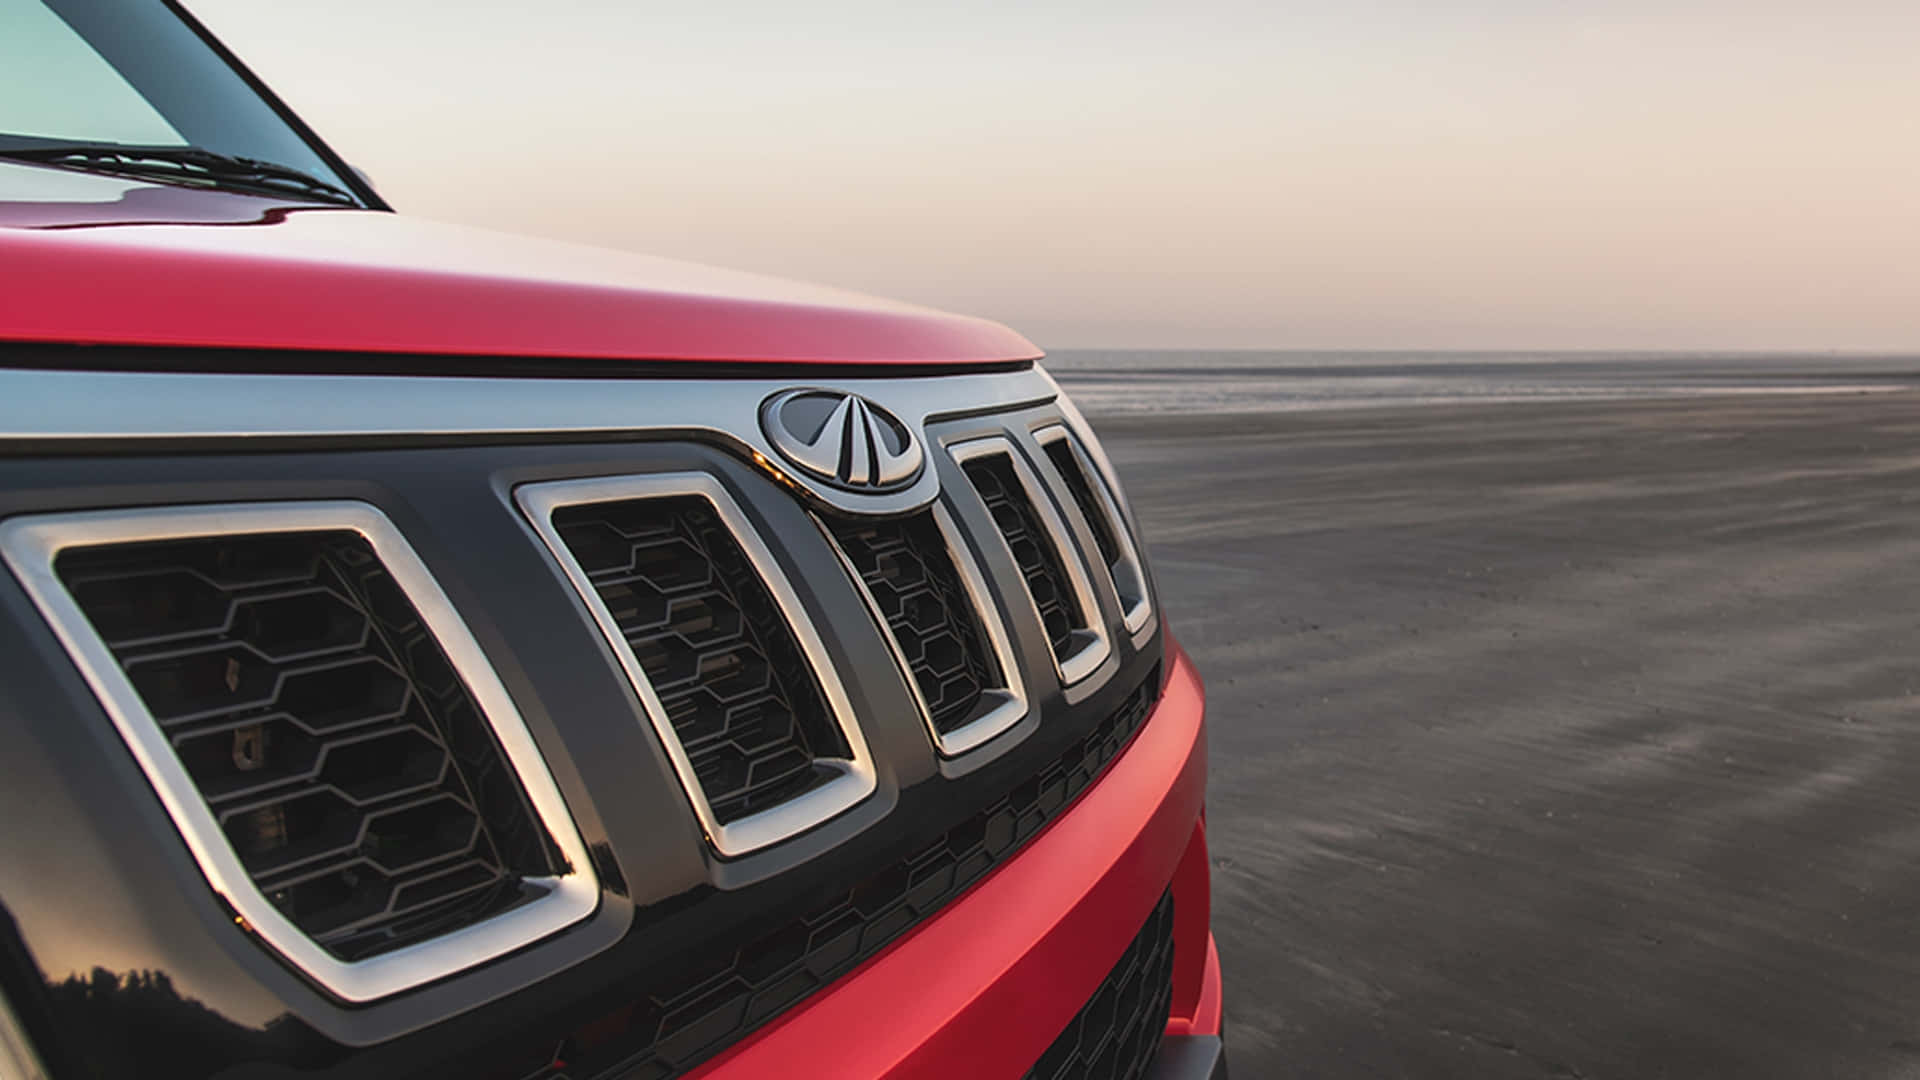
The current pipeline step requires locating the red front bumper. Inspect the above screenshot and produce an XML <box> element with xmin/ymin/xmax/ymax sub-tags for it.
<box><xmin>691</xmin><ymin>641</ymin><xmax>1216</xmax><ymax>1079</ymax></box>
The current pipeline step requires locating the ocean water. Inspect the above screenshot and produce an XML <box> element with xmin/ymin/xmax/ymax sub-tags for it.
<box><xmin>1044</xmin><ymin>350</ymin><xmax>1920</xmax><ymax>417</ymax></box>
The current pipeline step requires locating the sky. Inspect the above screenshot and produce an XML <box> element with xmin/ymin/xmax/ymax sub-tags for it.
<box><xmin>185</xmin><ymin>1</ymin><xmax>1920</xmax><ymax>352</ymax></box>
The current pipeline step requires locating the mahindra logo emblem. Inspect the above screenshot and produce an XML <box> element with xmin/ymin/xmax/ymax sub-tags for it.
<box><xmin>760</xmin><ymin>388</ymin><xmax>925</xmax><ymax>492</ymax></box>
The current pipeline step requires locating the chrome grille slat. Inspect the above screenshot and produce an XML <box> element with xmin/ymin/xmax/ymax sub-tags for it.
<box><xmin>0</xmin><ymin>501</ymin><xmax>600</xmax><ymax>1003</ymax></box>
<box><xmin>1040</xmin><ymin>434</ymin><xmax>1121</xmax><ymax>566</ymax></box>
<box><xmin>555</xmin><ymin>493</ymin><xmax>844</xmax><ymax>823</ymax></box>
<box><xmin>53</xmin><ymin>529</ymin><xmax>537</xmax><ymax>961</ymax></box>
<box><xmin>820</xmin><ymin>502</ymin><xmax>1030</xmax><ymax>756</ymax></box>
<box><xmin>951</xmin><ymin>436</ymin><xmax>1113</xmax><ymax>688</ymax></box>
<box><xmin>826</xmin><ymin>511</ymin><xmax>992</xmax><ymax>734</ymax></box>
<box><xmin>516</xmin><ymin>473</ymin><xmax>876</xmax><ymax>857</ymax></box>
<box><xmin>1035</xmin><ymin>423</ymin><xmax>1154</xmax><ymax>635</ymax></box>
<box><xmin>969</xmin><ymin>453</ymin><xmax>1082</xmax><ymax>656</ymax></box>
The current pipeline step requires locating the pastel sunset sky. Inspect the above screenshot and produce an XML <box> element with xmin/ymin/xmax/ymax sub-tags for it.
<box><xmin>190</xmin><ymin>1</ymin><xmax>1920</xmax><ymax>351</ymax></box>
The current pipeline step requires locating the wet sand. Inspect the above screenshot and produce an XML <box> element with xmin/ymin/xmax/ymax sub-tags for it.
<box><xmin>1099</xmin><ymin>392</ymin><xmax>1920</xmax><ymax>1078</ymax></box>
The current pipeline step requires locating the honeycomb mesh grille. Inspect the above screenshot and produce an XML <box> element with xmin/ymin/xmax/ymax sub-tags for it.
<box><xmin>826</xmin><ymin>512</ymin><xmax>994</xmax><ymax>736</ymax></box>
<box><xmin>551</xmin><ymin>495</ymin><xmax>847</xmax><ymax>825</ymax></box>
<box><xmin>482</xmin><ymin>668</ymin><xmax>1161</xmax><ymax>1080</ymax></box>
<box><xmin>55</xmin><ymin>531</ymin><xmax>557</xmax><ymax>962</ymax></box>
<box><xmin>1042</xmin><ymin>437</ymin><xmax>1121</xmax><ymax>569</ymax></box>
<box><xmin>1025</xmin><ymin>890</ymin><xmax>1176</xmax><ymax>1080</ymax></box>
<box><xmin>962</xmin><ymin>454</ymin><xmax>1083</xmax><ymax>661</ymax></box>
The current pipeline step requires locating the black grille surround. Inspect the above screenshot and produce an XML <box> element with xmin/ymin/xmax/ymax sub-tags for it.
<box><xmin>552</xmin><ymin>495</ymin><xmax>849</xmax><ymax>825</ymax></box>
<box><xmin>53</xmin><ymin>531</ymin><xmax>558</xmax><ymax>962</ymax></box>
<box><xmin>1025</xmin><ymin>889</ymin><xmax>1176</xmax><ymax>1080</ymax></box>
<box><xmin>494</xmin><ymin>668</ymin><xmax>1161</xmax><ymax>1080</ymax></box>
<box><xmin>963</xmin><ymin>454</ymin><xmax>1084</xmax><ymax>661</ymax></box>
<box><xmin>825</xmin><ymin>511</ymin><xmax>995</xmax><ymax>737</ymax></box>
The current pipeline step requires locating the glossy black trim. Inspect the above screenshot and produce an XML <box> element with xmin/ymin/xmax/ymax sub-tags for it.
<box><xmin>0</xmin><ymin>343</ymin><xmax>1038</xmax><ymax>380</ymax></box>
<box><xmin>1146</xmin><ymin>1037</ymin><xmax>1229</xmax><ymax>1080</ymax></box>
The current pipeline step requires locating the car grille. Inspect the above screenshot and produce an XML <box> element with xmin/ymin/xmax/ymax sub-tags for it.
<box><xmin>552</xmin><ymin>495</ymin><xmax>847</xmax><ymax>824</ymax></box>
<box><xmin>963</xmin><ymin>453</ymin><xmax>1083</xmax><ymax>661</ymax></box>
<box><xmin>2</xmin><ymin>364</ymin><xmax>1171</xmax><ymax>1075</ymax></box>
<box><xmin>53</xmin><ymin>530</ymin><xmax>557</xmax><ymax>961</ymax></box>
<box><xmin>1025</xmin><ymin>888</ymin><xmax>1176</xmax><ymax>1080</ymax></box>
<box><xmin>824</xmin><ymin>511</ymin><xmax>993</xmax><ymax>736</ymax></box>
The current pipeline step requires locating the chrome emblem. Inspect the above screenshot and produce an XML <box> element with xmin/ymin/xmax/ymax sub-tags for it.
<box><xmin>760</xmin><ymin>388</ymin><xmax>925</xmax><ymax>492</ymax></box>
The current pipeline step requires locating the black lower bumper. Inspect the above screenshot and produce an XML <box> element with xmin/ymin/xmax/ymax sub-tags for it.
<box><xmin>1150</xmin><ymin>1035</ymin><xmax>1228</xmax><ymax>1079</ymax></box>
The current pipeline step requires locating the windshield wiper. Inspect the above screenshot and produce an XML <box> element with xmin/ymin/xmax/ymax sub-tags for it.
<box><xmin>0</xmin><ymin>143</ymin><xmax>360</xmax><ymax>207</ymax></box>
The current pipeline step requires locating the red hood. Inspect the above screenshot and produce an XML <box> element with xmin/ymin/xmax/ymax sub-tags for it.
<box><xmin>0</xmin><ymin>161</ymin><xmax>1039</xmax><ymax>368</ymax></box>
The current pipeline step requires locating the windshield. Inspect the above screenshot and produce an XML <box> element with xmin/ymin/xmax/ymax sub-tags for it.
<box><xmin>0</xmin><ymin>0</ymin><xmax>368</xmax><ymax>205</ymax></box>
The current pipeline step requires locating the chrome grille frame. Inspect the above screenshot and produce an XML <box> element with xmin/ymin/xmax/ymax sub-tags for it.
<box><xmin>515</xmin><ymin>473</ymin><xmax>876</xmax><ymax>857</ymax></box>
<box><xmin>1033</xmin><ymin>423</ymin><xmax>1154</xmax><ymax>636</ymax></box>
<box><xmin>815</xmin><ymin>502</ymin><xmax>1029</xmax><ymax>757</ymax></box>
<box><xmin>0</xmin><ymin>501</ymin><xmax>600</xmax><ymax>1004</ymax></box>
<box><xmin>949</xmin><ymin>435</ymin><xmax>1113</xmax><ymax>688</ymax></box>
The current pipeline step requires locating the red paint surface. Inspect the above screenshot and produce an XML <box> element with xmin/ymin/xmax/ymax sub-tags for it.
<box><xmin>0</xmin><ymin>164</ymin><xmax>1039</xmax><ymax>368</ymax></box>
<box><xmin>1166</xmin><ymin>810</ymin><xmax>1217</xmax><ymax>1033</ymax></box>
<box><xmin>690</xmin><ymin>644</ymin><xmax>1210</xmax><ymax>1080</ymax></box>
<box><xmin>1185</xmin><ymin>937</ymin><xmax>1225</xmax><ymax>1039</ymax></box>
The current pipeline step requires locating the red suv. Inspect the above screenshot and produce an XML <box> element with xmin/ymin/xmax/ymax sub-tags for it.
<box><xmin>0</xmin><ymin>3</ymin><xmax>1222</xmax><ymax>1078</ymax></box>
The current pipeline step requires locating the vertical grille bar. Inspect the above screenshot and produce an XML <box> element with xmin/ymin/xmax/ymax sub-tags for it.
<box><xmin>952</xmin><ymin>437</ymin><xmax>1112</xmax><ymax>688</ymax></box>
<box><xmin>55</xmin><ymin>530</ymin><xmax>554</xmax><ymax>961</ymax></box>
<box><xmin>1035</xmin><ymin>424</ymin><xmax>1153</xmax><ymax>635</ymax></box>
<box><xmin>821</xmin><ymin>502</ymin><xmax>1028</xmax><ymax>756</ymax></box>
<box><xmin>516</xmin><ymin>473</ymin><xmax>875</xmax><ymax>856</ymax></box>
<box><xmin>553</xmin><ymin>495</ymin><xmax>845</xmax><ymax>823</ymax></box>
<box><xmin>0</xmin><ymin>501</ymin><xmax>599</xmax><ymax>1003</ymax></box>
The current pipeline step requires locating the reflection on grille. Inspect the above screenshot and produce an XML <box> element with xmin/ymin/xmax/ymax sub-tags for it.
<box><xmin>1042</xmin><ymin>438</ymin><xmax>1120</xmax><ymax>568</ymax></box>
<box><xmin>1039</xmin><ymin>427</ymin><xmax>1151</xmax><ymax>632</ymax></box>
<box><xmin>490</xmin><ymin>669</ymin><xmax>1161</xmax><ymax>1080</ymax></box>
<box><xmin>552</xmin><ymin>496</ymin><xmax>847</xmax><ymax>824</ymax></box>
<box><xmin>1026</xmin><ymin>889</ymin><xmax>1175</xmax><ymax>1080</ymax></box>
<box><xmin>826</xmin><ymin>512</ymin><xmax>992</xmax><ymax>736</ymax></box>
<box><xmin>55</xmin><ymin>532</ymin><xmax>556</xmax><ymax>961</ymax></box>
<box><xmin>963</xmin><ymin>454</ymin><xmax>1083</xmax><ymax>661</ymax></box>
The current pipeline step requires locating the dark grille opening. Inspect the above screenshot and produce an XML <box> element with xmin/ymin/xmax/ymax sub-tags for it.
<box><xmin>551</xmin><ymin>495</ymin><xmax>847</xmax><ymax>824</ymax></box>
<box><xmin>1043</xmin><ymin>434</ymin><xmax>1151</xmax><ymax>627</ymax></box>
<box><xmin>962</xmin><ymin>454</ymin><xmax>1084</xmax><ymax>661</ymax></box>
<box><xmin>491</xmin><ymin>668</ymin><xmax>1162</xmax><ymax>1080</ymax></box>
<box><xmin>1026</xmin><ymin>889</ymin><xmax>1176</xmax><ymax>1080</ymax></box>
<box><xmin>55</xmin><ymin>531</ymin><xmax>559</xmax><ymax>962</ymax></box>
<box><xmin>1042</xmin><ymin>438</ymin><xmax>1121</xmax><ymax>569</ymax></box>
<box><xmin>826</xmin><ymin>512</ymin><xmax>996</xmax><ymax>737</ymax></box>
